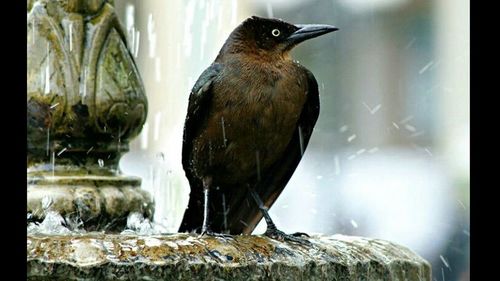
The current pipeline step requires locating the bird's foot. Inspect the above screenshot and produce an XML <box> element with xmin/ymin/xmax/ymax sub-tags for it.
<box><xmin>199</xmin><ymin>228</ymin><xmax>233</xmax><ymax>240</ymax></box>
<box><xmin>265</xmin><ymin>228</ymin><xmax>312</xmax><ymax>245</ymax></box>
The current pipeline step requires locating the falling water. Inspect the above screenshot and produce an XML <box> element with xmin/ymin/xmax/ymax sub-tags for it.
<box><xmin>147</xmin><ymin>13</ymin><xmax>156</xmax><ymax>58</ymax></box>
<box><xmin>141</xmin><ymin>122</ymin><xmax>149</xmax><ymax>150</ymax></box>
<box><xmin>347</xmin><ymin>134</ymin><xmax>356</xmax><ymax>142</ymax></box>
<box><xmin>222</xmin><ymin>193</ymin><xmax>228</xmax><ymax>232</ymax></box>
<box><xmin>183</xmin><ymin>0</ymin><xmax>195</xmax><ymax>57</ymax></box>
<box><xmin>154</xmin><ymin>112</ymin><xmax>162</xmax><ymax>141</ymax></box>
<box><xmin>69</xmin><ymin>22</ymin><xmax>73</xmax><ymax>51</ymax></box>
<box><xmin>230</xmin><ymin>0</ymin><xmax>237</xmax><ymax>26</ymax></box>
<box><xmin>362</xmin><ymin>101</ymin><xmax>381</xmax><ymax>114</ymax></box>
<box><xmin>155</xmin><ymin>57</ymin><xmax>161</xmax><ymax>82</ymax></box>
<box><xmin>334</xmin><ymin>155</ymin><xmax>340</xmax><ymax>175</ymax></box>
<box><xmin>298</xmin><ymin>126</ymin><xmax>304</xmax><ymax>156</ymax></box>
<box><xmin>134</xmin><ymin>30</ymin><xmax>140</xmax><ymax>58</ymax></box>
<box><xmin>266</xmin><ymin>3</ymin><xmax>274</xmax><ymax>17</ymax></box>
<box><xmin>81</xmin><ymin>68</ymin><xmax>88</xmax><ymax>98</ymax></box>
<box><xmin>221</xmin><ymin>116</ymin><xmax>227</xmax><ymax>147</ymax></box>
<box><xmin>117</xmin><ymin>126</ymin><xmax>122</xmax><ymax>152</ymax></box>
<box><xmin>255</xmin><ymin>150</ymin><xmax>261</xmax><ymax>181</ymax></box>
<box><xmin>32</xmin><ymin>18</ymin><xmax>36</xmax><ymax>45</ymax></box>
<box><xmin>46</xmin><ymin>129</ymin><xmax>50</xmax><ymax>156</ymax></box>
<box><xmin>57</xmin><ymin>147</ymin><xmax>67</xmax><ymax>156</ymax></box>
<box><xmin>51</xmin><ymin>151</ymin><xmax>55</xmax><ymax>177</ymax></box>
<box><xmin>44</xmin><ymin>43</ymin><xmax>50</xmax><ymax>95</ymax></box>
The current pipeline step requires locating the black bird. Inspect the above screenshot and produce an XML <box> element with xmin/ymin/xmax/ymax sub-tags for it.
<box><xmin>179</xmin><ymin>16</ymin><xmax>337</xmax><ymax>241</ymax></box>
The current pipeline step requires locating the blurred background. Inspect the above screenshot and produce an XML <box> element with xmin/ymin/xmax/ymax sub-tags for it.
<box><xmin>115</xmin><ymin>0</ymin><xmax>469</xmax><ymax>280</ymax></box>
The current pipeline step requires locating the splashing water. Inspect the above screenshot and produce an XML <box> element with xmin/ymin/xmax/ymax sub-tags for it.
<box><xmin>121</xmin><ymin>212</ymin><xmax>168</xmax><ymax>235</ymax></box>
<box><xmin>27</xmin><ymin>211</ymin><xmax>72</xmax><ymax>235</ymax></box>
<box><xmin>41</xmin><ymin>196</ymin><xmax>53</xmax><ymax>210</ymax></box>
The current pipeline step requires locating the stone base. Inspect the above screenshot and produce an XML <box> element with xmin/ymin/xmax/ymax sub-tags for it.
<box><xmin>27</xmin><ymin>233</ymin><xmax>431</xmax><ymax>280</ymax></box>
<box><xmin>27</xmin><ymin>175</ymin><xmax>154</xmax><ymax>232</ymax></box>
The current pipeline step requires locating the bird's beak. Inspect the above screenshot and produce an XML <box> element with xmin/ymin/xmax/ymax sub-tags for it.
<box><xmin>287</xmin><ymin>24</ymin><xmax>338</xmax><ymax>45</ymax></box>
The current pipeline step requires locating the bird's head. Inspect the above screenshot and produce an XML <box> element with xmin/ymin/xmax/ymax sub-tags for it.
<box><xmin>220</xmin><ymin>16</ymin><xmax>338</xmax><ymax>60</ymax></box>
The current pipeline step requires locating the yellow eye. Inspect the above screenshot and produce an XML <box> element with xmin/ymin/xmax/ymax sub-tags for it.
<box><xmin>271</xmin><ymin>29</ymin><xmax>280</xmax><ymax>37</ymax></box>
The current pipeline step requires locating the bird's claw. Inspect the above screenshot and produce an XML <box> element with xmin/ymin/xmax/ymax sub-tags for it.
<box><xmin>291</xmin><ymin>232</ymin><xmax>310</xmax><ymax>238</ymax></box>
<box><xmin>265</xmin><ymin>228</ymin><xmax>312</xmax><ymax>245</ymax></box>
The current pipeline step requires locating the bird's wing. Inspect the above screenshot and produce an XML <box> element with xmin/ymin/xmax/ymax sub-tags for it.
<box><xmin>225</xmin><ymin>67</ymin><xmax>321</xmax><ymax>234</ymax></box>
<box><xmin>179</xmin><ymin>63</ymin><xmax>222</xmax><ymax>232</ymax></box>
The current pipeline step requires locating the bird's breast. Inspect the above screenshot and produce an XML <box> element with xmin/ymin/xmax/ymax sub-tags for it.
<box><xmin>193</xmin><ymin>64</ymin><xmax>308</xmax><ymax>184</ymax></box>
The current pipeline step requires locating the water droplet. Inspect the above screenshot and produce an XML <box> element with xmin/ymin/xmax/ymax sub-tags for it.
<box><xmin>350</xmin><ymin>219</ymin><xmax>358</xmax><ymax>228</ymax></box>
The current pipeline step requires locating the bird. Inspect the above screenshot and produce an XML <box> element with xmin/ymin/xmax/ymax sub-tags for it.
<box><xmin>178</xmin><ymin>16</ymin><xmax>337</xmax><ymax>242</ymax></box>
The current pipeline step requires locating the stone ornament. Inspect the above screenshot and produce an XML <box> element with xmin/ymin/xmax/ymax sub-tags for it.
<box><xmin>27</xmin><ymin>0</ymin><xmax>153</xmax><ymax>231</ymax></box>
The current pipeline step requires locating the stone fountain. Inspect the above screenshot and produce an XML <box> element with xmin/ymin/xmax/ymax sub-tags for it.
<box><xmin>27</xmin><ymin>1</ymin><xmax>432</xmax><ymax>280</ymax></box>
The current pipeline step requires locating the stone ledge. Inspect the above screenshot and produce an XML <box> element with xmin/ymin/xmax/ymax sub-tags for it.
<box><xmin>27</xmin><ymin>233</ymin><xmax>431</xmax><ymax>281</ymax></box>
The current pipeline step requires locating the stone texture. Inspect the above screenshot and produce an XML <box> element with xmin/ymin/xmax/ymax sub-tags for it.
<box><xmin>27</xmin><ymin>175</ymin><xmax>154</xmax><ymax>231</ymax></box>
<box><xmin>27</xmin><ymin>234</ymin><xmax>431</xmax><ymax>280</ymax></box>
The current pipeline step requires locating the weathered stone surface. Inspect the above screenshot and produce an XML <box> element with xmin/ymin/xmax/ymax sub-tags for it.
<box><xmin>27</xmin><ymin>175</ymin><xmax>154</xmax><ymax>231</ymax></box>
<box><xmin>27</xmin><ymin>234</ymin><xmax>431</xmax><ymax>280</ymax></box>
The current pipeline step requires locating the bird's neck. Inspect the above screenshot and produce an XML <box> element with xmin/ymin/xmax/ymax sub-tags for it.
<box><xmin>217</xmin><ymin>50</ymin><xmax>292</xmax><ymax>68</ymax></box>
<box><xmin>217</xmin><ymin>39</ymin><xmax>292</xmax><ymax>64</ymax></box>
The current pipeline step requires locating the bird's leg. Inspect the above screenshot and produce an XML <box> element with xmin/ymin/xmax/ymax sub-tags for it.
<box><xmin>199</xmin><ymin>176</ymin><xmax>232</xmax><ymax>239</ymax></box>
<box><xmin>200</xmin><ymin>176</ymin><xmax>212</xmax><ymax>235</ymax></box>
<box><xmin>248</xmin><ymin>187</ymin><xmax>311</xmax><ymax>245</ymax></box>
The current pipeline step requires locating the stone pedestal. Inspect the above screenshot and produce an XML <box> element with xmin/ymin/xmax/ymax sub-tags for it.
<box><xmin>27</xmin><ymin>234</ymin><xmax>431</xmax><ymax>281</ymax></box>
<box><xmin>27</xmin><ymin>0</ymin><xmax>153</xmax><ymax>231</ymax></box>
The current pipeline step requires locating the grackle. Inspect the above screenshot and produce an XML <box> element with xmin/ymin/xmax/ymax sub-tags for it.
<box><xmin>178</xmin><ymin>16</ymin><xmax>337</xmax><ymax>242</ymax></box>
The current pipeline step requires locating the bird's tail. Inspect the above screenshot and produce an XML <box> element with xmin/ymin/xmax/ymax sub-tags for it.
<box><xmin>178</xmin><ymin>179</ymin><xmax>204</xmax><ymax>233</ymax></box>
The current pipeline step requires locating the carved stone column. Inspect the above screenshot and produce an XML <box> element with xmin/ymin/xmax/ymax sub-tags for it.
<box><xmin>27</xmin><ymin>0</ymin><xmax>153</xmax><ymax>231</ymax></box>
